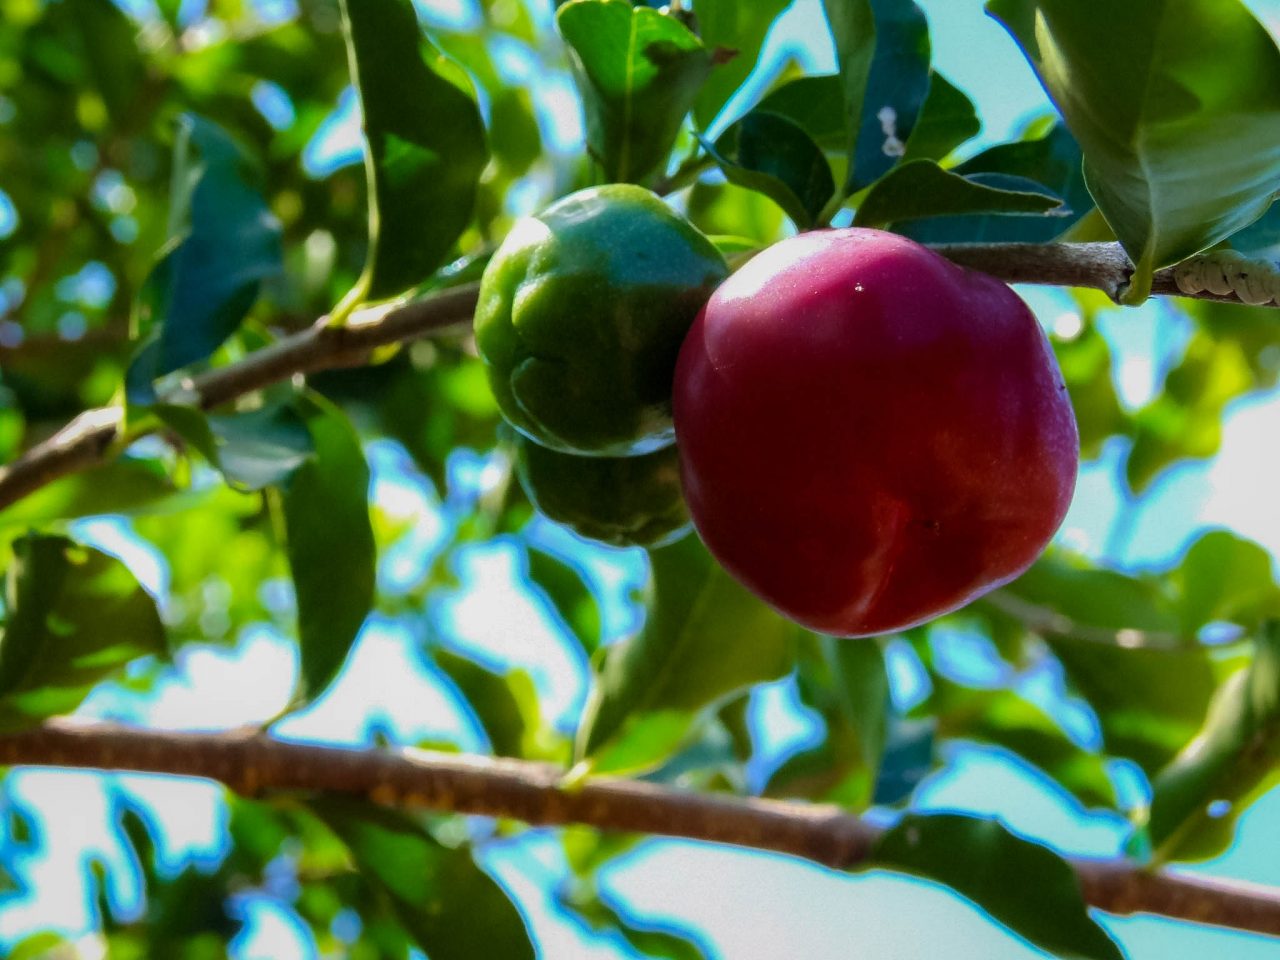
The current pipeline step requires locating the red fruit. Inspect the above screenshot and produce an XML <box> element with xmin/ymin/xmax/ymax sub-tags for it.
<box><xmin>672</xmin><ymin>228</ymin><xmax>1078</xmax><ymax>637</ymax></box>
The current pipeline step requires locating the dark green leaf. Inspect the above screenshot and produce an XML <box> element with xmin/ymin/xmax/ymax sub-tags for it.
<box><xmin>1148</xmin><ymin>623</ymin><xmax>1280</xmax><ymax>862</ymax></box>
<box><xmin>692</xmin><ymin>0</ymin><xmax>791</xmax><ymax>129</ymax></box>
<box><xmin>59</xmin><ymin>0</ymin><xmax>146</xmax><ymax>128</ymax></box>
<box><xmin>307</xmin><ymin>798</ymin><xmax>535</xmax><ymax>960</ymax></box>
<box><xmin>873</xmin><ymin>814</ymin><xmax>1124</xmax><ymax>960</ymax></box>
<box><xmin>283</xmin><ymin>393</ymin><xmax>375</xmax><ymax>698</ymax></box>
<box><xmin>705</xmin><ymin>111</ymin><xmax>836</xmax><ymax>228</ymax></box>
<box><xmin>854</xmin><ymin>159</ymin><xmax>1065</xmax><ymax>227</ymax></box>
<box><xmin>820</xmin><ymin>0</ymin><xmax>876</xmax><ymax>190</ymax></box>
<box><xmin>0</xmin><ymin>534</ymin><xmax>166</xmax><ymax>729</ymax></box>
<box><xmin>525</xmin><ymin>544</ymin><xmax>603</xmax><ymax>655</ymax></box>
<box><xmin>577</xmin><ymin>535</ymin><xmax>797</xmax><ymax>774</ymax></box>
<box><xmin>137</xmin><ymin>115</ymin><xmax>283</xmax><ymax>382</ymax></box>
<box><xmin>987</xmin><ymin>0</ymin><xmax>1280</xmax><ymax>300</ymax></box>
<box><xmin>753</xmin><ymin>74</ymin><xmax>848</xmax><ymax>150</ymax></box>
<box><xmin>156</xmin><ymin>403</ymin><xmax>314</xmax><ymax>492</ymax></box>
<box><xmin>341</xmin><ymin>0</ymin><xmax>487</xmax><ymax>301</ymax></box>
<box><xmin>558</xmin><ymin>0</ymin><xmax>711</xmax><ymax>183</ymax></box>
<box><xmin>848</xmin><ymin>0</ymin><xmax>930</xmax><ymax>191</ymax></box>
<box><xmin>900</xmin><ymin>71</ymin><xmax>980</xmax><ymax>164</ymax></box>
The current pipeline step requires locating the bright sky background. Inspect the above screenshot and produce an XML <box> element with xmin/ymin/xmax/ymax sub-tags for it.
<box><xmin>8</xmin><ymin>0</ymin><xmax>1280</xmax><ymax>957</ymax></box>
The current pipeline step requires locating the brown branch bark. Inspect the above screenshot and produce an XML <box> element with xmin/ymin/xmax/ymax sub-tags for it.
<box><xmin>0</xmin><ymin>720</ymin><xmax>1276</xmax><ymax>938</ymax></box>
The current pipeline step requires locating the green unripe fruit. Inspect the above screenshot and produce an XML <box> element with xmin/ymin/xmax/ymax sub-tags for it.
<box><xmin>474</xmin><ymin>184</ymin><xmax>728</xmax><ymax>457</ymax></box>
<box><xmin>513</xmin><ymin>432</ymin><xmax>690</xmax><ymax>548</ymax></box>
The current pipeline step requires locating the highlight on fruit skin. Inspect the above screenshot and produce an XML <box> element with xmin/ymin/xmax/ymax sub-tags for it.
<box><xmin>512</xmin><ymin>430</ymin><xmax>691</xmax><ymax>549</ymax></box>
<box><xmin>473</xmin><ymin>183</ymin><xmax>729</xmax><ymax>458</ymax></box>
<box><xmin>673</xmin><ymin>227</ymin><xmax>1080</xmax><ymax>637</ymax></box>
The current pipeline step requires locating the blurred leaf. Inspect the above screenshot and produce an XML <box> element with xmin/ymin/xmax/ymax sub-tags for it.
<box><xmin>872</xmin><ymin>814</ymin><xmax>1124</xmax><ymax>960</ymax></box>
<box><xmin>872</xmin><ymin>717</ymin><xmax>935</xmax><ymax>804</ymax></box>
<box><xmin>156</xmin><ymin>402</ymin><xmax>314</xmax><ymax>492</ymax></box>
<box><xmin>855</xmin><ymin>159</ymin><xmax>1065</xmax><ymax>227</ymax></box>
<box><xmin>901</xmin><ymin>123</ymin><xmax>1091</xmax><ymax>244</ymax></box>
<box><xmin>433</xmin><ymin>647</ymin><xmax>535</xmax><ymax>758</ymax></box>
<box><xmin>525</xmin><ymin>544</ymin><xmax>603</xmax><ymax>655</ymax></box>
<box><xmin>577</xmin><ymin>535</ymin><xmax>797</xmax><ymax>775</ymax></box>
<box><xmin>847</xmin><ymin>0</ymin><xmax>930</xmax><ymax>191</ymax></box>
<box><xmin>767</xmin><ymin>636</ymin><xmax>889</xmax><ymax>809</ymax></box>
<box><xmin>55</xmin><ymin>0</ymin><xmax>146</xmax><ymax>128</ymax></box>
<box><xmin>705</xmin><ymin>111</ymin><xmax>836</xmax><ymax>228</ymax></box>
<box><xmin>1126</xmin><ymin>332</ymin><xmax>1256</xmax><ymax>491</ymax></box>
<box><xmin>686</xmin><ymin>179</ymin><xmax>787</xmax><ymax>243</ymax></box>
<box><xmin>308</xmin><ymin>798</ymin><xmax>535</xmax><ymax>960</ymax></box>
<box><xmin>900</xmin><ymin>71</ymin><xmax>980</xmax><ymax>164</ymax></box>
<box><xmin>1171</xmin><ymin>530</ymin><xmax>1280</xmax><ymax>636</ymax></box>
<box><xmin>340</xmin><ymin>0</ymin><xmax>487</xmax><ymax>301</ymax></box>
<box><xmin>1052</xmin><ymin>320</ymin><xmax>1126</xmax><ymax>459</ymax></box>
<box><xmin>560</xmin><ymin>881</ymin><xmax>706</xmax><ymax>959</ymax></box>
<box><xmin>0</xmin><ymin>534</ymin><xmax>165</xmax><ymax>729</ymax></box>
<box><xmin>558</xmin><ymin>0</ymin><xmax>711</xmax><ymax>183</ymax></box>
<box><xmin>0</xmin><ymin>459</ymin><xmax>178</xmax><ymax>529</ymax></box>
<box><xmin>135</xmin><ymin>115</ymin><xmax>283</xmax><ymax>386</ymax></box>
<box><xmin>692</xmin><ymin>0</ymin><xmax>791</xmax><ymax>129</ymax></box>
<box><xmin>283</xmin><ymin>392</ymin><xmax>375</xmax><ymax>699</ymax></box>
<box><xmin>928</xmin><ymin>678</ymin><xmax>1116</xmax><ymax>809</ymax></box>
<box><xmin>988</xmin><ymin>0</ymin><xmax>1280</xmax><ymax>301</ymax></box>
<box><xmin>1148</xmin><ymin>622</ymin><xmax>1280</xmax><ymax>862</ymax></box>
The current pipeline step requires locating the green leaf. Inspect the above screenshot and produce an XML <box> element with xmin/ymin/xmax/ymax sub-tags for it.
<box><xmin>0</xmin><ymin>460</ymin><xmax>178</xmax><ymax>529</ymax></box>
<box><xmin>1126</xmin><ymin>331</ymin><xmax>1255</xmax><ymax>491</ymax></box>
<box><xmin>901</xmin><ymin>123</ymin><xmax>1090</xmax><ymax>244</ymax></box>
<box><xmin>156</xmin><ymin>403</ymin><xmax>314</xmax><ymax>492</ymax></box>
<box><xmin>854</xmin><ymin>159</ymin><xmax>1065</xmax><ymax>227</ymax></box>
<box><xmin>928</xmin><ymin>678</ymin><xmax>1117</xmax><ymax>809</ymax></box>
<box><xmin>872</xmin><ymin>814</ymin><xmax>1124</xmax><ymax>960</ymax></box>
<box><xmin>283</xmin><ymin>393</ymin><xmax>375</xmax><ymax>698</ymax></box>
<box><xmin>560</xmin><ymin>882</ymin><xmax>706</xmax><ymax>960</ymax></box>
<box><xmin>767</xmin><ymin>635</ymin><xmax>890</xmax><ymax>809</ymax></box>
<box><xmin>692</xmin><ymin>0</ymin><xmax>791</xmax><ymax>130</ymax></box>
<box><xmin>1148</xmin><ymin>622</ymin><xmax>1280</xmax><ymax>862</ymax></box>
<box><xmin>705</xmin><ymin>111</ymin><xmax>836</xmax><ymax>228</ymax></box>
<box><xmin>1171</xmin><ymin>530</ymin><xmax>1280</xmax><ymax>636</ymax></box>
<box><xmin>848</xmin><ymin>0</ymin><xmax>930</xmax><ymax>191</ymax></box>
<box><xmin>433</xmin><ymin>648</ymin><xmax>534</xmax><ymax>758</ymax></box>
<box><xmin>307</xmin><ymin>798</ymin><xmax>535</xmax><ymax>960</ymax></box>
<box><xmin>821</xmin><ymin>0</ymin><xmax>876</xmax><ymax>188</ymax></box>
<box><xmin>340</xmin><ymin>0</ymin><xmax>487</xmax><ymax>302</ymax></box>
<box><xmin>899</xmin><ymin>71</ymin><xmax>980</xmax><ymax>164</ymax></box>
<box><xmin>558</xmin><ymin>0</ymin><xmax>711</xmax><ymax>184</ymax></box>
<box><xmin>0</xmin><ymin>534</ymin><xmax>166</xmax><ymax>730</ymax></box>
<box><xmin>754</xmin><ymin>74</ymin><xmax>848</xmax><ymax>151</ymax></box>
<box><xmin>524</xmin><ymin>544</ymin><xmax>603</xmax><ymax>656</ymax></box>
<box><xmin>577</xmin><ymin>535</ymin><xmax>797</xmax><ymax>775</ymax></box>
<box><xmin>135</xmin><ymin>115</ymin><xmax>283</xmax><ymax>383</ymax></box>
<box><xmin>987</xmin><ymin>0</ymin><xmax>1280</xmax><ymax>301</ymax></box>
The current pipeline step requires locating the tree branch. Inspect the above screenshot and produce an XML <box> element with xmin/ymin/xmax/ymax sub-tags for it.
<box><xmin>0</xmin><ymin>241</ymin><xmax>1265</xmax><ymax>515</ymax></box>
<box><xmin>0</xmin><ymin>720</ymin><xmax>1277</xmax><ymax>938</ymax></box>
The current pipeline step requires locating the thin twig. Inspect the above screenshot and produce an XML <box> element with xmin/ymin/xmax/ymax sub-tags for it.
<box><xmin>0</xmin><ymin>720</ymin><xmax>1276</xmax><ymax>937</ymax></box>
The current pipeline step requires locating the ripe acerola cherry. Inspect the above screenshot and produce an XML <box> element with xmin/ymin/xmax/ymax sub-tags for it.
<box><xmin>672</xmin><ymin>228</ymin><xmax>1079</xmax><ymax>637</ymax></box>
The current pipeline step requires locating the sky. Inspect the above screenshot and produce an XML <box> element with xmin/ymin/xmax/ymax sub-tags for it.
<box><xmin>8</xmin><ymin>0</ymin><xmax>1280</xmax><ymax>957</ymax></box>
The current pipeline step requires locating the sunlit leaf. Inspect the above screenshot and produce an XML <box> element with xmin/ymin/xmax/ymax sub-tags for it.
<box><xmin>988</xmin><ymin>0</ymin><xmax>1280</xmax><ymax>301</ymax></box>
<box><xmin>340</xmin><ymin>0</ymin><xmax>488</xmax><ymax>302</ymax></box>
<box><xmin>558</xmin><ymin>0</ymin><xmax>711</xmax><ymax>183</ymax></box>
<box><xmin>692</xmin><ymin>0</ymin><xmax>791</xmax><ymax>130</ymax></box>
<box><xmin>0</xmin><ymin>534</ymin><xmax>166</xmax><ymax>729</ymax></box>
<box><xmin>900</xmin><ymin>72</ymin><xmax>980</xmax><ymax>164</ymax></box>
<box><xmin>1148</xmin><ymin>622</ymin><xmax>1280</xmax><ymax>862</ymax></box>
<box><xmin>577</xmin><ymin>535</ymin><xmax>797</xmax><ymax>774</ymax></box>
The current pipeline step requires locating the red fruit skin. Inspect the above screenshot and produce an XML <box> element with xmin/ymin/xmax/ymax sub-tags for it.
<box><xmin>672</xmin><ymin>228</ymin><xmax>1079</xmax><ymax>637</ymax></box>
